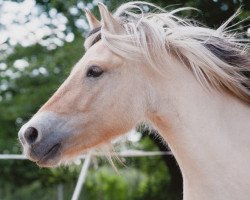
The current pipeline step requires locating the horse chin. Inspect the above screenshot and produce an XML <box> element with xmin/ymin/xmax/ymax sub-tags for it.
<box><xmin>32</xmin><ymin>143</ymin><xmax>63</xmax><ymax>168</ymax></box>
<box><xmin>36</xmin><ymin>159</ymin><xmax>61</xmax><ymax>168</ymax></box>
<box><xmin>35</xmin><ymin>153</ymin><xmax>62</xmax><ymax>168</ymax></box>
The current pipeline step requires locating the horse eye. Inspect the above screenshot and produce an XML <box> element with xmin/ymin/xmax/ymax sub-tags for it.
<box><xmin>86</xmin><ymin>65</ymin><xmax>104</xmax><ymax>78</ymax></box>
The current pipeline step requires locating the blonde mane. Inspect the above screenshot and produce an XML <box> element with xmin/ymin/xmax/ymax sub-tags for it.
<box><xmin>85</xmin><ymin>2</ymin><xmax>250</xmax><ymax>104</ymax></box>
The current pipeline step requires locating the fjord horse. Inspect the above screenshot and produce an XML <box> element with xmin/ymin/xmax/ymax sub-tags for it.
<box><xmin>19</xmin><ymin>2</ymin><xmax>250</xmax><ymax>200</ymax></box>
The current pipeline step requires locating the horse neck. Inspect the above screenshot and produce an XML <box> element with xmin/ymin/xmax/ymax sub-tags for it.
<box><xmin>147</xmin><ymin>61</ymin><xmax>250</xmax><ymax>200</ymax></box>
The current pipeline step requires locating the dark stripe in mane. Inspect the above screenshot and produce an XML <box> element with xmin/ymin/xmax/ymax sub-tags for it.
<box><xmin>87</xmin><ymin>26</ymin><xmax>101</xmax><ymax>37</ymax></box>
<box><xmin>204</xmin><ymin>39</ymin><xmax>250</xmax><ymax>91</ymax></box>
<box><xmin>86</xmin><ymin>26</ymin><xmax>102</xmax><ymax>47</ymax></box>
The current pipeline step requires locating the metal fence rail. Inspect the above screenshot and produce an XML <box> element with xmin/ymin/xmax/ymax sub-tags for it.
<box><xmin>0</xmin><ymin>150</ymin><xmax>172</xmax><ymax>160</ymax></box>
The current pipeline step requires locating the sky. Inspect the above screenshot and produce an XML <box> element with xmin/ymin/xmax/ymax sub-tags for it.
<box><xmin>0</xmin><ymin>0</ymin><xmax>74</xmax><ymax>50</ymax></box>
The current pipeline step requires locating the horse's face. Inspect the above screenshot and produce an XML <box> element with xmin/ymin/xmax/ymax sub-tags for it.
<box><xmin>18</xmin><ymin>38</ymin><xmax>148</xmax><ymax>167</ymax></box>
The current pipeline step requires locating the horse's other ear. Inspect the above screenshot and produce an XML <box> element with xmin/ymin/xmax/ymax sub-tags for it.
<box><xmin>98</xmin><ymin>2</ymin><xmax>124</xmax><ymax>34</ymax></box>
<box><xmin>84</xmin><ymin>8</ymin><xmax>101</xmax><ymax>29</ymax></box>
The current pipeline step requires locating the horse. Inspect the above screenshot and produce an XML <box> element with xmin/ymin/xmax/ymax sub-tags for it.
<box><xmin>18</xmin><ymin>2</ymin><xmax>250</xmax><ymax>200</ymax></box>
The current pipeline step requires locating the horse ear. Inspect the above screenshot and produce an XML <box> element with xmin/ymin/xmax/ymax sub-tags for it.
<box><xmin>84</xmin><ymin>8</ymin><xmax>101</xmax><ymax>30</ymax></box>
<box><xmin>98</xmin><ymin>3</ymin><xmax>124</xmax><ymax>34</ymax></box>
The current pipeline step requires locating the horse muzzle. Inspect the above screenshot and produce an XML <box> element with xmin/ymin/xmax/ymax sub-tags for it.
<box><xmin>18</xmin><ymin>112</ymin><xmax>69</xmax><ymax>167</ymax></box>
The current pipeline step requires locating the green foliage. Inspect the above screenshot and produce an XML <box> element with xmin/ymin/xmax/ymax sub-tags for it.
<box><xmin>0</xmin><ymin>33</ymin><xmax>84</xmax><ymax>200</ymax></box>
<box><xmin>80</xmin><ymin>148</ymin><xmax>172</xmax><ymax>200</ymax></box>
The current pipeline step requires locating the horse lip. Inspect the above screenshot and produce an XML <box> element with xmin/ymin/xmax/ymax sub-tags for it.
<box><xmin>36</xmin><ymin>143</ymin><xmax>61</xmax><ymax>166</ymax></box>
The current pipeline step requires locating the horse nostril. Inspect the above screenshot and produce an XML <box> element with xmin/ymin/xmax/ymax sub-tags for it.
<box><xmin>24</xmin><ymin>127</ymin><xmax>39</xmax><ymax>145</ymax></box>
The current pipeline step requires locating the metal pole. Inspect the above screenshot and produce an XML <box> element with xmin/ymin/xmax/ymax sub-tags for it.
<box><xmin>71</xmin><ymin>153</ymin><xmax>91</xmax><ymax>200</ymax></box>
<box><xmin>0</xmin><ymin>154</ymin><xmax>26</xmax><ymax>159</ymax></box>
<box><xmin>57</xmin><ymin>184</ymin><xmax>64</xmax><ymax>200</ymax></box>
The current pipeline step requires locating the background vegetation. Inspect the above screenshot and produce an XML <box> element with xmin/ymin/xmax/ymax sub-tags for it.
<box><xmin>0</xmin><ymin>0</ymin><xmax>249</xmax><ymax>199</ymax></box>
